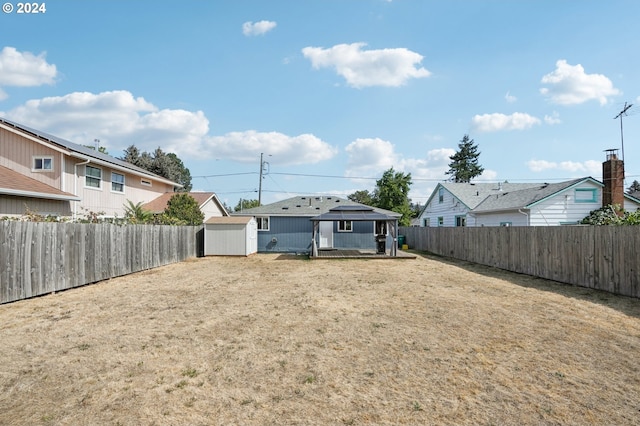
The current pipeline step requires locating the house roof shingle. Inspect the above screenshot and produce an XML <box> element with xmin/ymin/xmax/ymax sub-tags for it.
<box><xmin>235</xmin><ymin>195</ymin><xmax>401</xmax><ymax>218</ymax></box>
<box><xmin>472</xmin><ymin>178</ymin><xmax>590</xmax><ymax>212</ymax></box>
<box><xmin>142</xmin><ymin>192</ymin><xmax>228</xmax><ymax>214</ymax></box>
<box><xmin>0</xmin><ymin>165</ymin><xmax>80</xmax><ymax>201</ymax></box>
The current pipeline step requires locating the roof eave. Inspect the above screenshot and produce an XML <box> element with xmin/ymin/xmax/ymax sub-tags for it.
<box><xmin>0</xmin><ymin>188</ymin><xmax>81</xmax><ymax>201</ymax></box>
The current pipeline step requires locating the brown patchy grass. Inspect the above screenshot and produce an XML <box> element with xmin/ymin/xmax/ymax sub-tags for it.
<box><xmin>0</xmin><ymin>252</ymin><xmax>639</xmax><ymax>425</ymax></box>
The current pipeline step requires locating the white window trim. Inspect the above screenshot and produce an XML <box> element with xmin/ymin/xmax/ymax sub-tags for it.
<box><xmin>338</xmin><ymin>220</ymin><xmax>353</xmax><ymax>232</ymax></box>
<box><xmin>256</xmin><ymin>216</ymin><xmax>270</xmax><ymax>231</ymax></box>
<box><xmin>111</xmin><ymin>172</ymin><xmax>125</xmax><ymax>194</ymax></box>
<box><xmin>575</xmin><ymin>188</ymin><xmax>597</xmax><ymax>203</ymax></box>
<box><xmin>85</xmin><ymin>165</ymin><xmax>103</xmax><ymax>190</ymax></box>
<box><xmin>32</xmin><ymin>155</ymin><xmax>54</xmax><ymax>172</ymax></box>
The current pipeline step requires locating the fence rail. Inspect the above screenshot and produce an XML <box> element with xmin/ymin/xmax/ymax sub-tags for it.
<box><xmin>1</xmin><ymin>222</ymin><xmax>202</xmax><ymax>304</ymax></box>
<box><xmin>400</xmin><ymin>226</ymin><xmax>639</xmax><ymax>298</ymax></box>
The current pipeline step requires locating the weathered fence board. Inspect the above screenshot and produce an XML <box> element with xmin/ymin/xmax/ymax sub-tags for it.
<box><xmin>0</xmin><ymin>222</ymin><xmax>202</xmax><ymax>304</ymax></box>
<box><xmin>400</xmin><ymin>226</ymin><xmax>640</xmax><ymax>298</ymax></box>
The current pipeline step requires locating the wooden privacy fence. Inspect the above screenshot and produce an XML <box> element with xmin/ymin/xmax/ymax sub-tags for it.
<box><xmin>400</xmin><ymin>226</ymin><xmax>639</xmax><ymax>298</ymax></box>
<box><xmin>0</xmin><ymin>222</ymin><xmax>202</xmax><ymax>304</ymax></box>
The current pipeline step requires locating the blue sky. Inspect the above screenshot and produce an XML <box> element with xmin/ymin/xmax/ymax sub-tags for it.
<box><xmin>2</xmin><ymin>0</ymin><xmax>640</xmax><ymax>208</ymax></box>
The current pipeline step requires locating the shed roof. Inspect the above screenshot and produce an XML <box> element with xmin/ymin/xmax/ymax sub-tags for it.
<box><xmin>205</xmin><ymin>216</ymin><xmax>253</xmax><ymax>225</ymax></box>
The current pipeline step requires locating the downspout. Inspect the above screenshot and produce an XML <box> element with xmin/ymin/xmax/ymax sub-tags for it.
<box><xmin>73</xmin><ymin>157</ymin><xmax>91</xmax><ymax>221</ymax></box>
<box><xmin>518</xmin><ymin>209</ymin><xmax>529</xmax><ymax>226</ymax></box>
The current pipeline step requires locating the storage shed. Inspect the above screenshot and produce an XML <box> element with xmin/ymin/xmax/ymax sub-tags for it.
<box><xmin>204</xmin><ymin>216</ymin><xmax>257</xmax><ymax>256</ymax></box>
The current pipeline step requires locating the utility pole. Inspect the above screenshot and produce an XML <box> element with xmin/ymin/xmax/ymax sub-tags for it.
<box><xmin>614</xmin><ymin>102</ymin><xmax>633</xmax><ymax>163</ymax></box>
<box><xmin>258</xmin><ymin>153</ymin><xmax>270</xmax><ymax>205</ymax></box>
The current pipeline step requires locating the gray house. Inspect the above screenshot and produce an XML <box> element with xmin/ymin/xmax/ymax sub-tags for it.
<box><xmin>235</xmin><ymin>195</ymin><xmax>401</xmax><ymax>254</ymax></box>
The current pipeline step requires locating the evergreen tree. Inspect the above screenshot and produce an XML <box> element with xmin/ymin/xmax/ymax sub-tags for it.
<box><xmin>121</xmin><ymin>145</ymin><xmax>192</xmax><ymax>191</ymax></box>
<box><xmin>627</xmin><ymin>180</ymin><xmax>640</xmax><ymax>195</ymax></box>
<box><xmin>446</xmin><ymin>135</ymin><xmax>484</xmax><ymax>183</ymax></box>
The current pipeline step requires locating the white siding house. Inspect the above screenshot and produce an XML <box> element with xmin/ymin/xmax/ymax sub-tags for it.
<box><xmin>419</xmin><ymin>182</ymin><xmax>541</xmax><ymax>227</ymax></box>
<box><xmin>420</xmin><ymin>178</ymin><xmax>640</xmax><ymax>227</ymax></box>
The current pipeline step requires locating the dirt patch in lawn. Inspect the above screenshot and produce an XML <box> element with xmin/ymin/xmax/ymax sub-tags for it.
<box><xmin>1</xmin><ymin>252</ymin><xmax>639</xmax><ymax>425</ymax></box>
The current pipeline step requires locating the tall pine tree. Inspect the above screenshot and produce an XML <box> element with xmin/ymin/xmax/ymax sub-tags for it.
<box><xmin>446</xmin><ymin>135</ymin><xmax>484</xmax><ymax>183</ymax></box>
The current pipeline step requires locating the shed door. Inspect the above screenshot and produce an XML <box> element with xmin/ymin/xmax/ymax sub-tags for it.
<box><xmin>319</xmin><ymin>221</ymin><xmax>333</xmax><ymax>249</ymax></box>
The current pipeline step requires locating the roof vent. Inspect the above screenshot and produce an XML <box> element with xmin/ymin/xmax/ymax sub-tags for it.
<box><xmin>296</xmin><ymin>205</ymin><xmax>301</xmax><ymax>208</ymax></box>
<box><xmin>301</xmin><ymin>197</ymin><xmax>306</xmax><ymax>200</ymax></box>
<box><xmin>282</xmin><ymin>207</ymin><xmax>289</xmax><ymax>210</ymax></box>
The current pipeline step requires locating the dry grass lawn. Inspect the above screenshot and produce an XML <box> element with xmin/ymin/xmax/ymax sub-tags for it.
<box><xmin>0</xmin><ymin>252</ymin><xmax>639</xmax><ymax>425</ymax></box>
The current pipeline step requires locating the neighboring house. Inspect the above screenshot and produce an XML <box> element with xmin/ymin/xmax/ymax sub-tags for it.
<box><xmin>419</xmin><ymin>151</ymin><xmax>640</xmax><ymax>227</ymax></box>
<box><xmin>420</xmin><ymin>177</ymin><xmax>640</xmax><ymax>227</ymax></box>
<box><xmin>0</xmin><ymin>117</ymin><xmax>181</xmax><ymax>219</ymax></box>
<box><xmin>235</xmin><ymin>195</ymin><xmax>401</xmax><ymax>253</ymax></box>
<box><xmin>419</xmin><ymin>181</ymin><xmax>541</xmax><ymax>227</ymax></box>
<box><xmin>143</xmin><ymin>192</ymin><xmax>229</xmax><ymax>221</ymax></box>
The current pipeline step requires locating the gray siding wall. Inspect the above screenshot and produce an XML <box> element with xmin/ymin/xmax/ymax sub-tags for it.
<box><xmin>258</xmin><ymin>217</ymin><xmax>312</xmax><ymax>253</ymax></box>
<box><xmin>333</xmin><ymin>221</ymin><xmax>376</xmax><ymax>250</ymax></box>
<box><xmin>258</xmin><ymin>217</ymin><xmax>379</xmax><ymax>253</ymax></box>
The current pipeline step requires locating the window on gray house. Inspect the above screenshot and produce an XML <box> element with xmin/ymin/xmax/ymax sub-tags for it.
<box><xmin>256</xmin><ymin>217</ymin><xmax>269</xmax><ymax>231</ymax></box>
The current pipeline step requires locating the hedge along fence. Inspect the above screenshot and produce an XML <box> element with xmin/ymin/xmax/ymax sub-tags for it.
<box><xmin>0</xmin><ymin>221</ymin><xmax>204</xmax><ymax>304</ymax></box>
<box><xmin>400</xmin><ymin>226</ymin><xmax>640</xmax><ymax>299</ymax></box>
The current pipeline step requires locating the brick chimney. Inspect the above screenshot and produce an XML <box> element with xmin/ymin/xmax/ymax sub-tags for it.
<box><xmin>602</xmin><ymin>149</ymin><xmax>624</xmax><ymax>207</ymax></box>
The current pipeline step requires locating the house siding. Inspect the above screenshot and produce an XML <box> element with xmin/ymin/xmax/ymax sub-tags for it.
<box><xmin>1</xmin><ymin>130</ymin><xmax>63</xmax><ymax>190</ymax></box>
<box><xmin>474</xmin><ymin>211</ymin><xmax>528</xmax><ymax>227</ymax></box>
<box><xmin>528</xmin><ymin>182</ymin><xmax>601</xmax><ymax>226</ymax></box>
<box><xmin>256</xmin><ymin>216</ymin><xmax>380</xmax><ymax>253</ymax></box>
<box><xmin>71</xmin><ymin>163</ymin><xmax>174</xmax><ymax>217</ymax></box>
<box><xmin>419</xmin><ymin>188</ymin><xmax>474</xmax><ymax>227</ymax></box>
<box><xmin>258</xmin><ymin>216</ymin><xmax>313</xmax><ymax>253</ymax></box>
<box><xmin>0</xmin><ymin>195</ymin><xmax>72</xmax><ymax>217</ymax></box>
<box><xmin>332</xmin><ymin>221</ymin><xmax>377</xmax><ymax>250</ymax></box>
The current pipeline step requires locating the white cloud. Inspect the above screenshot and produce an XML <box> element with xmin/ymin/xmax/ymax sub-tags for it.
<box><xmin>2</xmin><ymin>90</ymin><xmax>338</xmax><ymax>167</ymax></box>
<box><xmin>2</xmin><ymin>90</ymin><xmax>209</xmax><ymax>156</ymax></box>
<box><xmin>471</xmin><ymin>112</ymin><xmax>541</xmax><ymax>133</ymax></box>
<box><xmin>505</xmin><ymin>91</ymin><xmax>517</xmax><ymax>103</ymax></box>
<box><xmin>242</xmin><ymin>20</ymin><xmax>277</xmax><ymax>36</ymax></box>
<box><xmin>0</xmin><ymin>47</ymin><xmax>57</xmax><ymax>97</ymax></box>
<box><xmin>302</xmin><ymin>42</ymin><xmax>430</xmax><ymax>88</ymax></box>
<box><xmin>203</xmin><ymin>130</ymin><xmax>337</xmax><ymax>165</ymax></box>
<box><xmin>540</xmin><ymin>60</ymin><xmax>620</xmax><ymax>105</ymax></box>
<box><xmin>527</xmin><ymin>159</ymin><xmax>600</xmax><ymax>175</ymax></box>
<box><xmin>544</xmin><ymin>111</ymin><xmax>562</xmax><ymax>125</ymax></box>
<box><xmin>345</xmin><ymin>138</ymin><xmax>398</xmax><ymax>176</ymax></box>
